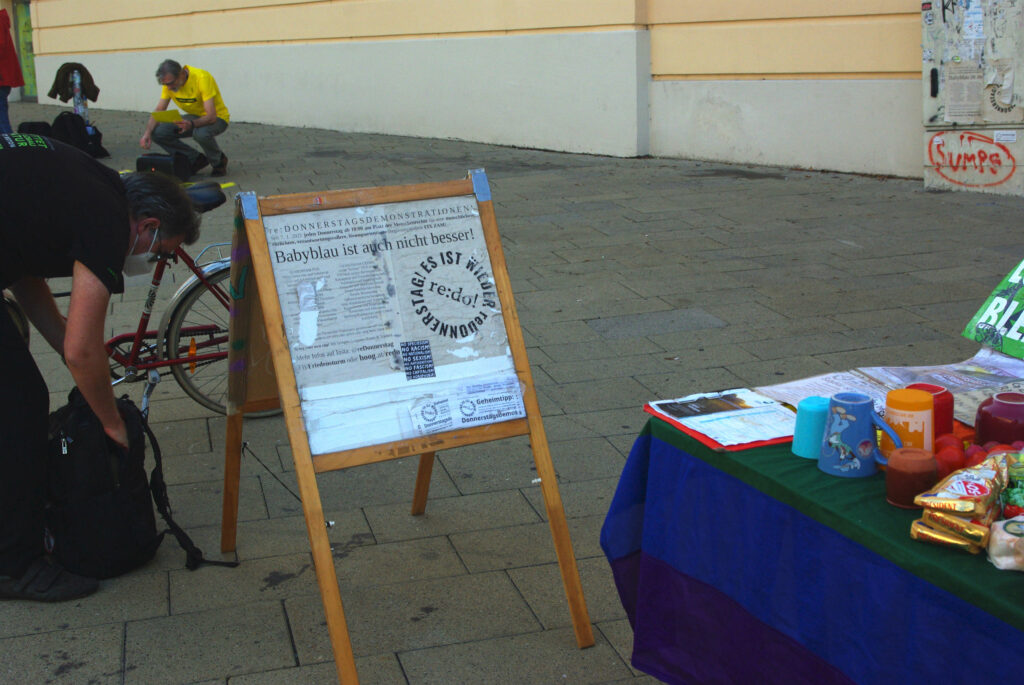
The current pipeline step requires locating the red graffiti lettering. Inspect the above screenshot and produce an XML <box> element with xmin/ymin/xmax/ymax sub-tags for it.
<box><xmin>928</xmin><ymin>131</ymin><xmax>1016</xmax><ymax>187</ymax></box>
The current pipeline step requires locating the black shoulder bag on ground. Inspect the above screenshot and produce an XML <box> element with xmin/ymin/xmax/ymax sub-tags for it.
<box><xmin>48</xmin><ymin>111</ymin><xmax>110</xmax><ymax>158</ymax></box>
<box><xmin>136</xmin><ymin>152</ymin><xmax>191</xmax><ymax>182</ymax></box>
<box><xmin>45</xmin><ymin>389</ymin><xmax>238</xmax><ymax>579</ymax></box>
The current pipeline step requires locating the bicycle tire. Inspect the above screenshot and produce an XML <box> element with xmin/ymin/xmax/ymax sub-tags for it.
<box><xmin>164</xmin><ymin>266</ymin><xmax>280</xmax><ymax>417</ymax></box>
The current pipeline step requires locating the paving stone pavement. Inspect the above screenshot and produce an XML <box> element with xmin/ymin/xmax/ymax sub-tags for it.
<box><xmin>4</xmin><ymin>101</ymin><xmax>1024</xmax><ymax>684</ymax></box>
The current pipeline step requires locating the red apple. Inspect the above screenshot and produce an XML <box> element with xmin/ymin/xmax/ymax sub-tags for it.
<box><xmin>934</xmin><ymin>434</ymin><xmax>964</xmax><ymax>452</ymax></box>
<box><xmin>965</xmin><ymin>448</ymin><xmax>991</xmax><ymax>468</ymax></box>
<box><xmin>934</xmin><ymin>446</ymin><xmax>966</xmax><ymax>479</ymax></box>
<box><xmin>965</xmin><ymin>444</ymin><xmax>988</xmax><ymax>463</ymax></box>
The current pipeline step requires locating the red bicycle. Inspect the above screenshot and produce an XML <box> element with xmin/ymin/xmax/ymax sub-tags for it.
<box><xmin>107</xmin><ymin>239</ymin><xmax>237</xmax><ymax>414</ymax></box>
<box><xmin>108</xmin><ymin>181</ymin><xmax>278</xmax><ymax>416</ymax></box>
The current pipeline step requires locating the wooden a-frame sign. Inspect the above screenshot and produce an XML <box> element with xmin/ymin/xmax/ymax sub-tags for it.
<box><xmin>220</xmin><ymin>170</ymin><xmax>594</xmax><ymax>683</ymax></box>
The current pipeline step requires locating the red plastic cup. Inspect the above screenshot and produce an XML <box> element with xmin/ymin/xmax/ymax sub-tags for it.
<box><xmin>906</xmin><ymin>383</ymin><xmax>954</xmax><ymax>438</ymax></box>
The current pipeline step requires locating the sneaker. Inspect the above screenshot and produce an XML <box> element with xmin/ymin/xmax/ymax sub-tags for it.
<box><xmin>211</xmin><ymin>153</ymin><xmax>228</xmax><ymax>177</ymax></box>
<box><xmin>0</xmin><ymin>556</ymin><xmax>98</xmax><ymax>603</ymax></box>
<box><xmin>190</xmin><ymin>154</ymin><xmax>210</xmax><ymax>175</ymax></box>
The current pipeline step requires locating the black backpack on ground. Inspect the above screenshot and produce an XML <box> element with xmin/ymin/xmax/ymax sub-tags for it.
<box><xmin>45</xmin><ymin>389</ymin><xmax>237</xmax><ymax>579</ymax></box>
<box><xmin>16</xmin><ymin>120</ymin><xmax>52</xmax><ymax>137</ymax></box>
<box><xmin>48</xmin><ymin>111</ymin><xmax>109</xmax><ymax>158</ymax></box>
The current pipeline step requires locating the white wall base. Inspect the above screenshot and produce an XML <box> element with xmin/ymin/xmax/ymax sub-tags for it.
<box><xmin>649</xmin><ymin>79</ymin><xmax>922</xmax><ymax>178</ymax></box>
<box><xmin>37</xmin><ymin>31</ymin><xmax>649</xmax><ymax>157</ymax></box>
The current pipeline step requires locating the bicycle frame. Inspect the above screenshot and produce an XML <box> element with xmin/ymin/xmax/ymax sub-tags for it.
<box><xmin>105</xmin><ymin>246</ymin><xmax>231</xmax><ymax>384</ymax></box>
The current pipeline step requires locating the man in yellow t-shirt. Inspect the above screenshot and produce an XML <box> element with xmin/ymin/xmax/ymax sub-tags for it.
<box><xmin>140</xmin><ymin>60</ymin><xmax>231</xmax><ymax>177</ymax></box>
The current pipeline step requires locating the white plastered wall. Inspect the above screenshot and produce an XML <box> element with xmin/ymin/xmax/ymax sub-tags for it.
<box><xmin>649</xmin><ymin>79</ymin><xmax>922</xmax><ymax>178</ymax></box>
<box><xmin>36</xmin><ymin>30</ymin><xmax>650</xmax><ymax>157</ymax></box>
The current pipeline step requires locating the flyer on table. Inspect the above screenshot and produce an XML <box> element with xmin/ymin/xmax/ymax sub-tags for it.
<box><xmin>261</xmin><ymin>194</ymin><xmax>525</xmax><ymax>454</ymax></box>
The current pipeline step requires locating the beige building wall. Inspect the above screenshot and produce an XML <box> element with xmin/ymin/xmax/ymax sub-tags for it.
<box><xmin>647</xmin><ymin>1</ymin><xmax>921</xmax><ymax>176</ymax></box>
<box><xmin>28</xmin><ymin>1</ymin><xmax>924</xmax><ymax>176</ymax></box>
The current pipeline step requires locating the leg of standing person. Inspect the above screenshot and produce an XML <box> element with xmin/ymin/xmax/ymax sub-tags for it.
<box><xmin>0</xmin><ymin>86</ymin><xmax>12</xmax><ymax>134</ymax></box>
<box><xmin>0</xmin><ymin>305</ymin><xmax>99</xmax><ymax>601</ymax></box>
<box><xmin>0</xmin><ymin>304</ymin><xmax>48</xmax><ymax>576</ymax></box>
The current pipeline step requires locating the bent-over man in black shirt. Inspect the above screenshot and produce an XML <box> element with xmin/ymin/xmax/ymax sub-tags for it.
<box><xmin>0</xmin><ymin>133</ymin><xmax>200</xmax><ymax>602</ymax></box>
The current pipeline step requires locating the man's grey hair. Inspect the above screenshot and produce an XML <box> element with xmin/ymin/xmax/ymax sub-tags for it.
<box><xmin>155</xmin><ymin>59</ymin><xmax>183</xmax><ymax>80</ymax></box>
<box><xmin>122</xmin><ymin>172</ymin><xmax>201</xmax><ymax>245</ymax></box>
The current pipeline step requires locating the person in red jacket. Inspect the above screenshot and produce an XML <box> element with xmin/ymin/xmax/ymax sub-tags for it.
<box><xmin>0</xmin><ymin>8</ymin><xmax>24</xmax><ymax>135</ymax></box>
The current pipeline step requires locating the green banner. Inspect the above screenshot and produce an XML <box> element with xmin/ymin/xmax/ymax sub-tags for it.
<box><xmin>963</xmin><ymin>258</ymin><xmax>1024</xmax><ymax>359</ymax></box>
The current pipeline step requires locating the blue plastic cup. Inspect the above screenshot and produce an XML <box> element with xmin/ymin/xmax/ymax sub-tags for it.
<box><xmin>792</xmin><ymin>396</ymin><xmax>830</xmax><ymax>459</ymax></box>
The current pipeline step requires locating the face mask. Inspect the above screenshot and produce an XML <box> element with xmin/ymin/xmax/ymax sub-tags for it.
<box><xmin>123</xmin><ymin>228</ymin><xmax>160</xmax><ymax>277</ymax></box>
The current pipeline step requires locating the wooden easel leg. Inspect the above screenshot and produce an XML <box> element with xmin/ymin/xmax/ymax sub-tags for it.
<box><xmin>308</xmin><ymin>520</ymin><xmax>360</xmax><ymax>684</ymax></box>
<box><xmin>530</xmin><ymin>437</ymin><xmax>595</xmax><ymax>648</ymax></box>
<box><xmin>221</xmin><ymin>411</ymin><xmax>244</xmax><ymax>553</ymax></box>
<box><xmin>410</xmin><ymin>452</ymin><xmax>435</xmax><ymax>516</ymax></box>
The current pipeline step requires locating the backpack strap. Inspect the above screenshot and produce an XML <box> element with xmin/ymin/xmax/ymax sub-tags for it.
<box><xmin>139</xmin><ymin>412</ymin><xmax>239</xmax><ymax>571</ymax></box>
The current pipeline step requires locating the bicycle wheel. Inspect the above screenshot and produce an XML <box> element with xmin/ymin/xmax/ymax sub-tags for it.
<box><xmin>164</xmin><ymin>267</ymin><xmax>280</xmax><ymax>417</ymax></box>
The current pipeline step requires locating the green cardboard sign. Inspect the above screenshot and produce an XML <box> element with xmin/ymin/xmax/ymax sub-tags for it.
<box><xmin>963</xmin><ymin>258</ymin><xmax>1024</xmax><ymax>359</ymax></box>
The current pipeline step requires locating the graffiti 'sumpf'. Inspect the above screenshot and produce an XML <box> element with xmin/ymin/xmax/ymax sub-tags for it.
<box><xmin>928</xmin><ymin>131</ymin><xmax>1017</xmax><ymax>188</ymax></box>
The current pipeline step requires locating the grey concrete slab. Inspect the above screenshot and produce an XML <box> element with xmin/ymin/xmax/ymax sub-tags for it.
<box><xmin>598</xmin><ymin>618</ymin><xmax>647</xmax><ymax>678</ymax></box>
<box><xmin>228</xmin><ymin>655</ymin><xmax>405</xmax><ymax>684</ymax></box>
<box><xmin>229</xmin><ymin>509</ymin><xmax>372</xmax><ymax>561</ymax></box>
<box><xmin>166</xmin><ymin>475</ymin><xmax>268</xmax><ymax>529</ymax></box>
<box><xmin>586</xmin><ymin>308</ymin><xmax>727</xmax><ymax>340</ymax></box>
<box><xmin>509</xmin><ymin>556</ymin><xmax>628</xmax><ymax>628</ymax></box>
<box><xmin>547</xmin><ymin>436</ymin><xmax>630</xmax><ymax>483</ymax></box>
<box><xmin>0</xmin><ymin>624</ymin><xmax>124</xmax><ymax>684</ymax></box>
<box><xmin>450</xmin><ymin>515</ymin><xmax>605</xmax><ymax>573</ymax></box>
<box><xmin>286</xmin><ymin>572</ymin><xmax>541</xmax><ymax>659</ymax></box>
<box><xmin>124</xmin><ymin>602</ymin><xmax>296</xmax><ymax>684</ymax></box>
<box><xmin>540</xmin><ymin>355</ymin><xmax>670</xmax><ymax>384</ymax></box>
<box><xmin>523</xmin><ymin>478</ymin><xmax>622</xmax><ymax>522</ymax></box>
<box><xmin>541</xmin><ymin>377</ymin><xmax>655</xmax><ymax>413</ymax></box>
<box><xmin>364</xmin><ymin>489</ymin><xmax>541</xmax><ymax>544</ymax></box>
<box><xmin>538</xmin><ymin>338</ymin><xmax>665</xmax><ymax>363</ymax></box>
<box><xmin>398</xmin><ymin>627</ymin><xmax>632</xmax><ymax>684</ymax></box>
<box><xmin>633</xmin><ymin>368</ymin><xmax>745</xmax><ymax>399</ymax></box>
<box><xmin>269</xmin><ymin>453</ymin><xmax>460</xmax><ymax>513</ymax></box>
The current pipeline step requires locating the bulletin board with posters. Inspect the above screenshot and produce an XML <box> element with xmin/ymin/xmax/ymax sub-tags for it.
<box><xmin>222</xmin><ymin>171</ymin><xmax>593</xmax><ymax>683</ymax></box>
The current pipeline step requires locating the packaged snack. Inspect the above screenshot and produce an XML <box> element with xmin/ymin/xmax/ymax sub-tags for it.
<box><xmin>911</xmin><ymin>519</ymin><xmax>982</xmax><ymax>554</ymax></box>
<box><xmin>987</xmin><ymin>515</ymin><xmax>1024</xmax><ymax>571</ymax></box>
<box><xmin>914</xmin><ymin>456</ymin><xmax>1003</xmax><ymax>516</ymax></box>
<box><xmin>922</xmin><ymin>507</ymin><xmax>993</xmax><ymax>546</ymax></box>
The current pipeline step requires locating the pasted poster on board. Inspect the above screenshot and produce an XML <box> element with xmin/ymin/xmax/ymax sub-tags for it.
<box><xmin>262</xmin><ymin>194</ymin><xmax>525</xmax><ymax>454</ymax></box>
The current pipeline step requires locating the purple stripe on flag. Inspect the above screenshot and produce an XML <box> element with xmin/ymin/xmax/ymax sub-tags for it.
<box><xmin>611</xmin><ymin>553</ymin><xmax>854</xmax><ymax>685</ymax></box>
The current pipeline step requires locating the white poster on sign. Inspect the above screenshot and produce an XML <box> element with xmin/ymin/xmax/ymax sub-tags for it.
<box><xmin>262</xmin><ymin>195</ymin><xmax>525</xmax><ymax>453</ymax></box>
